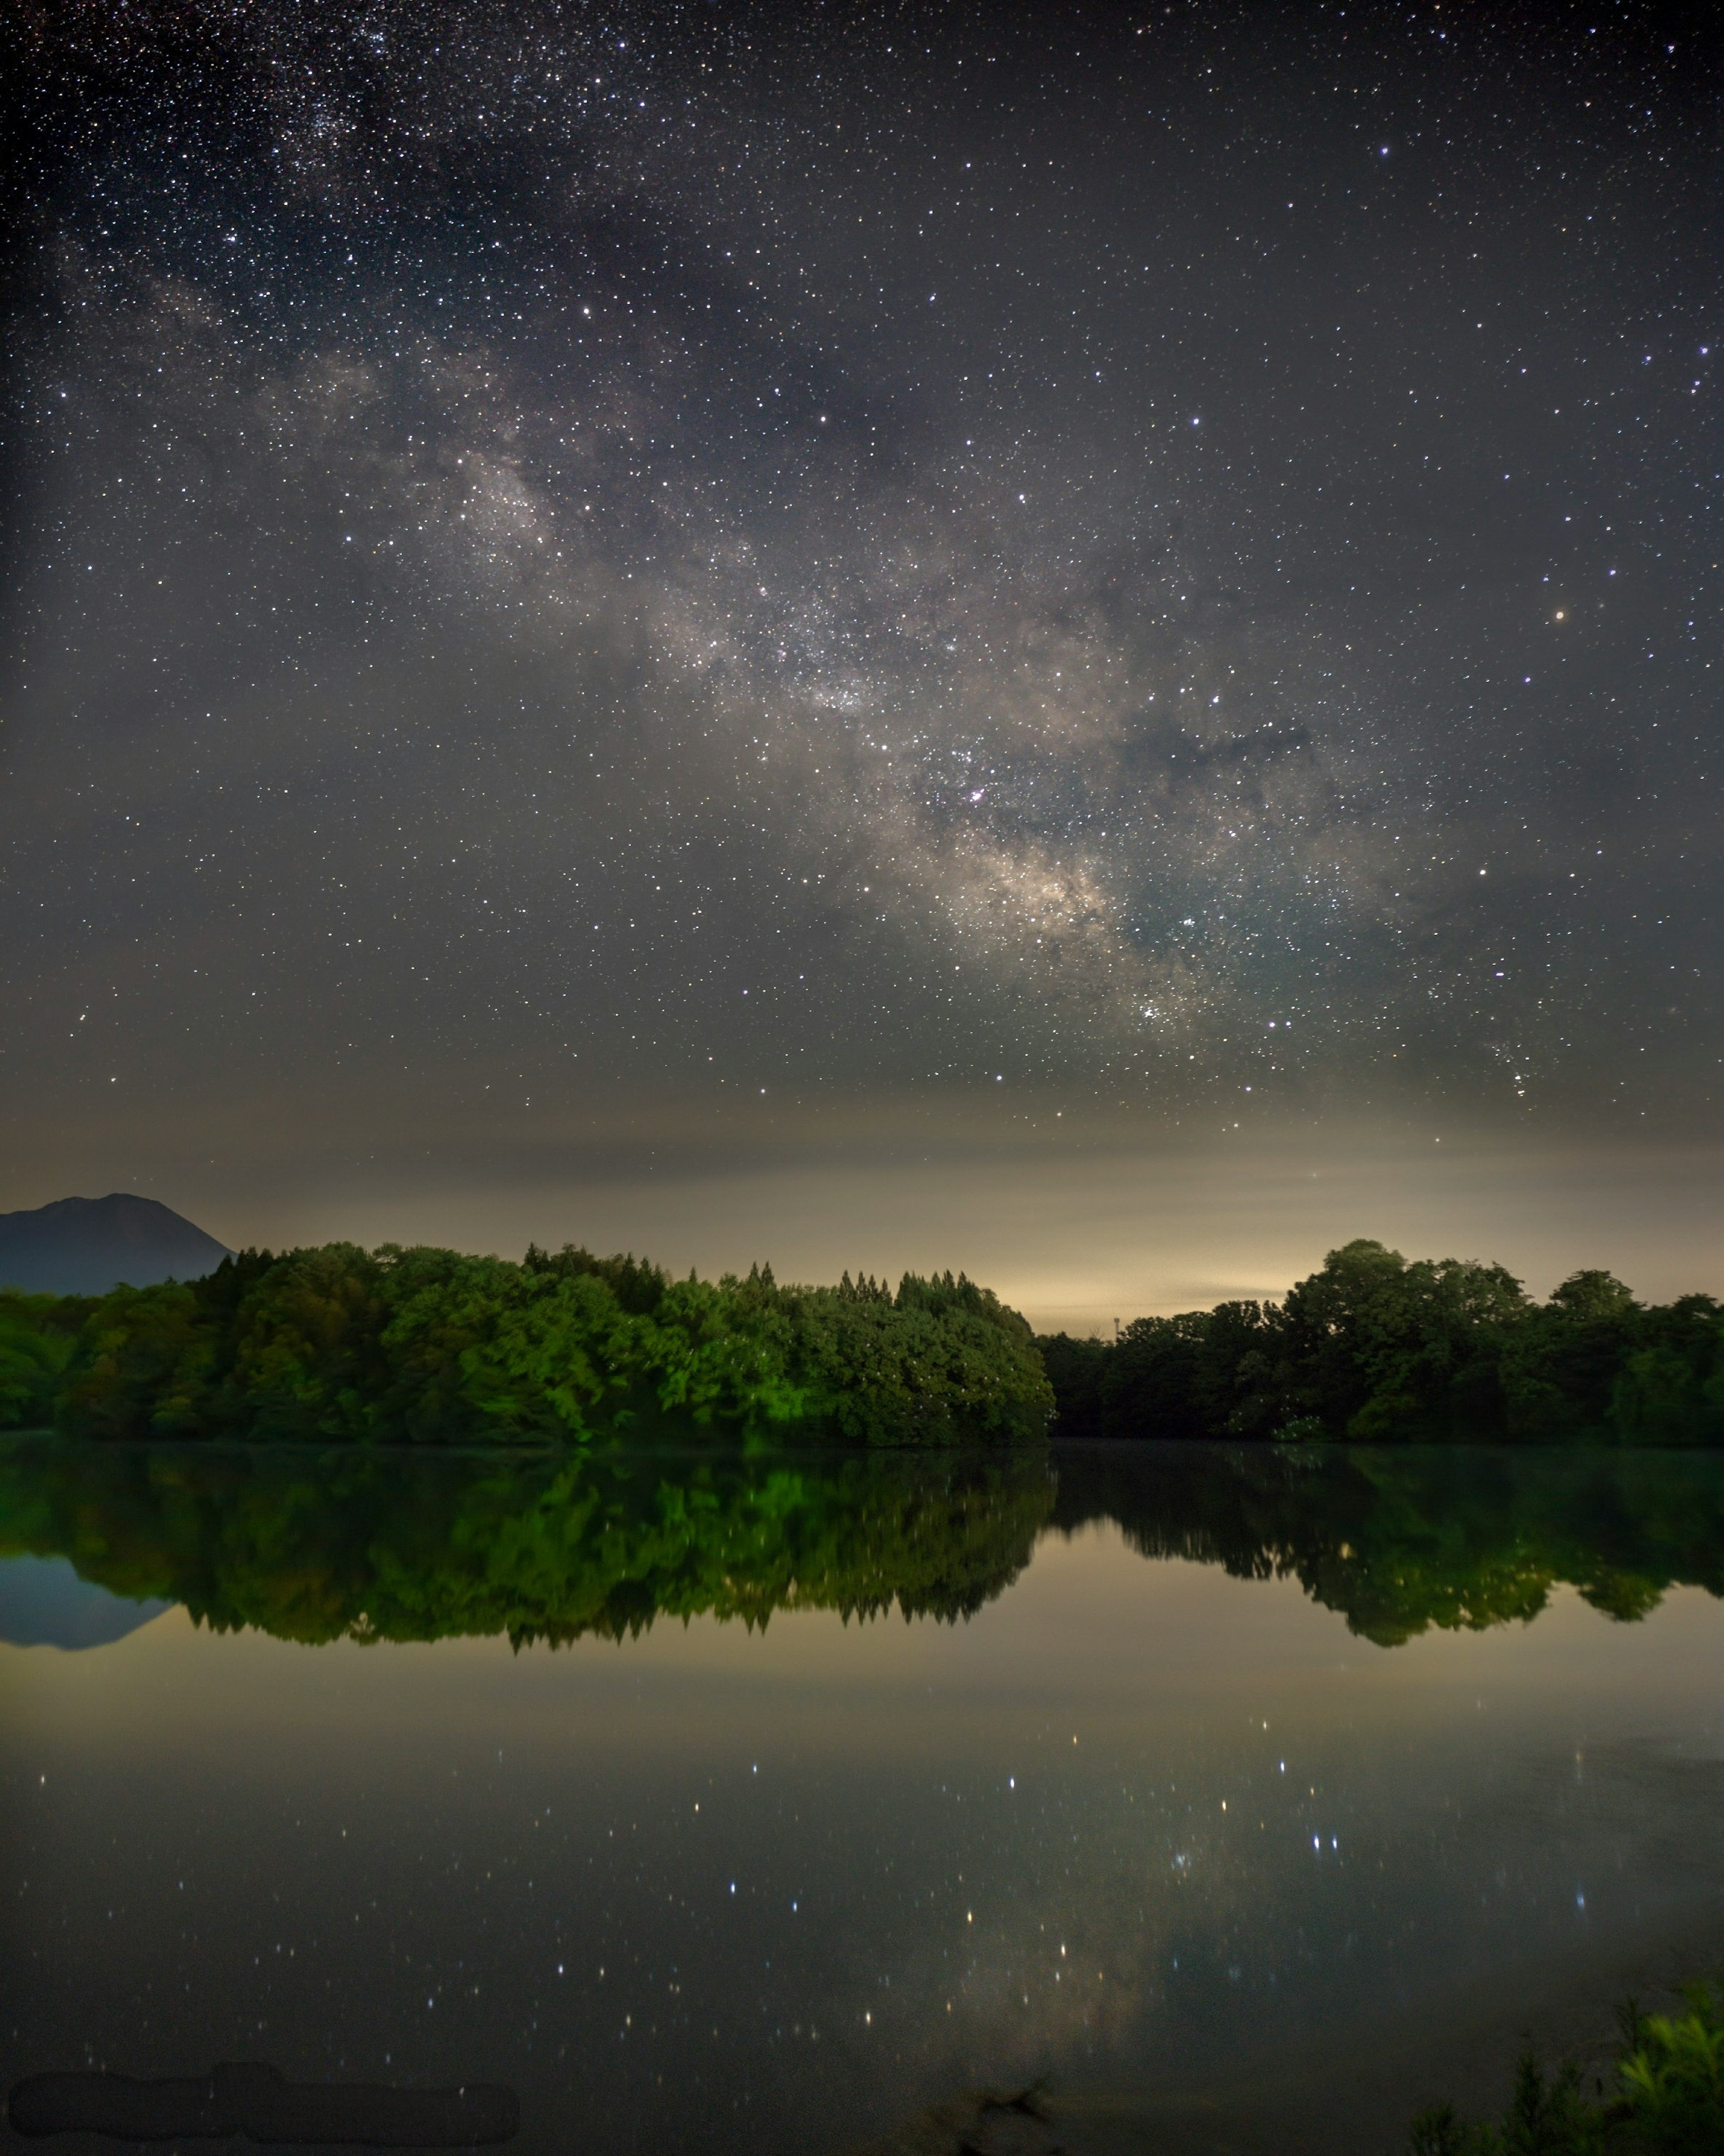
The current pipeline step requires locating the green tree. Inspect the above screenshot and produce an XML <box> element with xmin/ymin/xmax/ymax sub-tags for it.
<box><xmin>1278</xmin><ymin>1239</ymin><xmax>1528</xmax><ymax>1440</ymax></box>
<box><xmin>0</xmin><ymin>1292</ymin><xmax>87</xmax><ymax>1429</ymax></box>
<box><xmin>1408</xmin><ymin>1981</ymin><xmax>1724</xmax><ymax>2154</ymax></box>
<box><xmin>58</xmin><ymin>1282</ymin><xmax>215</xmax><ymax>1439</ymax></box>
<box><xmin>1606</xmin><ymin>1298</ymin><xmax>1724</xmax><ymax>1448</ymax></box>
<box><xmin>1502</xmin><ymin>1270</ymin><xmax>1644</xmax><ymax>1441</ymax></box>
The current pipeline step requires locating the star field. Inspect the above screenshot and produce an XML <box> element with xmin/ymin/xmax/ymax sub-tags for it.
<box><xmin>1</xmin><ymin>0</ymin><xmax>1719</xmax><ymax>1202</ymax></box>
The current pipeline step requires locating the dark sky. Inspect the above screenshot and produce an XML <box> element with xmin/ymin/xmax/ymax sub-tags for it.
<box><xmin>2</xmin><ymin>1</ymin><xmax>1719</xmax><ymax>1321</ymax></box>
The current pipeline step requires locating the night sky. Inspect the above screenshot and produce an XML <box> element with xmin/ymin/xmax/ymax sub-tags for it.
<box><xmin>3</xmin><ymin>1</ymin><xmax>1718</xmax><ymax>1324</ymax></box>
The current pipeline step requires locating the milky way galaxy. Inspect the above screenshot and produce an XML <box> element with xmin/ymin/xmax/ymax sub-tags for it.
<box><xmin>3</xmin><ymin>2</ymin><xmax>1719</xmax><ymax>1314</ymax></box>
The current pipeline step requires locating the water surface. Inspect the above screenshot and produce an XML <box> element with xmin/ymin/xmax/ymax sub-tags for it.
<box><xmin>4</xmin><ymin>1440</ymin><xmax>1724</xmax><ymax>2155</ymax></box>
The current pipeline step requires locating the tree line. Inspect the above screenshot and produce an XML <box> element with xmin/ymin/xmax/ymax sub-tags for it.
<box><xmin>1038</xmin><ymin>1238</ymin><xmax>1724</xmax><ymax>1445</ymax></box>
<box><xmin>0</xmin><ymin>1241</ymin><xmax>1052</xmax><ymax>1446</ymax></box>
<box><xmin>4</xmin><ymin>1232</ymin><xmax>1720</xmax><ymax>1448</ymax></box>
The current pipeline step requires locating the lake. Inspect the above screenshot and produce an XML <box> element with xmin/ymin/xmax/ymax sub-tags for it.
<box><xmin>3</xmin><ymin>1438</ymin><xmax>1724</xmax><ymax>2155</ymax></box>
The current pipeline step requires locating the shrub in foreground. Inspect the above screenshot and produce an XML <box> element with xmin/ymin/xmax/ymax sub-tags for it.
<box><xmin>1410</xmin><ymin>1982</ymin><xmax>1724</xmax><ymax>2155</ymax></box>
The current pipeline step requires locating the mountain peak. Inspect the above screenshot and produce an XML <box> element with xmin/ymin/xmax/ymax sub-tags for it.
<box><xmin>0</xmin><ymin>1194</ymin><xmax>233</xmax><ymax>1296</ymax></box>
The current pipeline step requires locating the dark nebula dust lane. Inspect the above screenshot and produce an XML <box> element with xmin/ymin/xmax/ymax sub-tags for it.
<box><xmin>1</xmin><ymin>2</ymin><xmax>1719</xmax><ymax>1287</ymax></box>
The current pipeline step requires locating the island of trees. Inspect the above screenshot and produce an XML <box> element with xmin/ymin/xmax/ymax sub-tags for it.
<box><xmin>0</xmin><ymin>1233</ymin><xmax>1720</xmax><ymax>1447</ymax></box>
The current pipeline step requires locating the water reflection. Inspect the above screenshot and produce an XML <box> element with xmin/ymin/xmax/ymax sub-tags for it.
<box><xmin>0</xmin><ymin>1554</ymin><xmax>169</xmax><ymax>1651</ymax></box>
<box><xmin>4</xmin><ymin>1442</ymin><xmax>1724</xmax><ymax>2156</ymax></box>
<box><xmin>0</xmin><ymin>1442</ymin><xmax>1055</xmax><ymax>1645</ymax></box>
<box><xmin>1051</xmin><ymin>1442</ymin><xmax>1724</xmax><ymax>1644</ymax></box>
<box><xmin>2</xmin><ymin>1437</ymin><xmax>1721</xmax><ymax>1649</ymax></box>
<box><xmin>9</xmin><ymin>2063</ymin><xmax>518</xmax><ymax>2146</ymax></box>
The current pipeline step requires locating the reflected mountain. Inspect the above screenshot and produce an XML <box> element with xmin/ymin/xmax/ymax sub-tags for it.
<box><xmin>2</xmin><ymin>1438</ymin><xmax>1722</xmax><ymax>1651</ymax></box>
<box><xmin>0</xmin><ymin>1554</ymin><xmax>171</xmax><ymax>1650</ymax></box>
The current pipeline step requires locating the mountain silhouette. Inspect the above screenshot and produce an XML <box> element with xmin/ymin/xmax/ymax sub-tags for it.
<box><xmin>0</xmin><ymin>1556</ymin><xmax>172</xmax><ymax>1650</ymax></box>
<box><xmin>0</xmin><ymin>1194</ymin><xmax>231</xmax><ymax>1295</ymax></box>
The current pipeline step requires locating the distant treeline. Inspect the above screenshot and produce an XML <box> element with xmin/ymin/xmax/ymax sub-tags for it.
<box><xmin>0</xmin><ymin>1242</ymin><xmax>1052</xmax><ymax>1446</ymax></box>
<box><xmin>6</xmin><ymin>1233</ymin><xmax>1721</xmax><ymax>1449</ymax></box>
<box><xmin>1039</xmin><ymin>1238</ymin><xmax>1724</xmax><ymax>1445</ymax></box>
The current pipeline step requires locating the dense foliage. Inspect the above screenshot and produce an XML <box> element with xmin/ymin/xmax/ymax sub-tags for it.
<box><xmin>1409</xmin><ymin>1983</ymin><xmax>1724</xmax><ymax>2155</ymax></box>
<box><xmin>0</xmin><ymin>1243</ymin><xmax>1052</xmax><ymax>1446</ymax></box>
<box><xmin>1041</xmin><ymin>1238</ymin><xmax>1724</xmax><ymax>1445</ymax></box>
<box><xmin>0</xmin><ymin>1440</ymin><xmax>1055</xmax><ymax>1643</ymax></box>
<box><xmin>9</xmin><ymin>1231</ymin><xmax>1720</xmax><ymax>1450</ymax></box>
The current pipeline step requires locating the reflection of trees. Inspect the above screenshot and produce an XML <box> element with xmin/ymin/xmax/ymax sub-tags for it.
<box><xmin>1051</xmin><ymin>1443</ymin><xmax>1724</xmax><ymax>1647</ymax></box>
<box><xmin>0</xmin><ymin>1442</ymin><xmax>1056</xmax><ymax>1646</ymax></box>
<box><xmin>4</xmin><ymin>1439</ymin><xmax>1721</xmax><ymax>1652</ymax></box>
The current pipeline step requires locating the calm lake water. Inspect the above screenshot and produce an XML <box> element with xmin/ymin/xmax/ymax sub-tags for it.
<box><xmin>4</xmin><ymin>1439</ymin><xmax>1724</xmax><ymax>2156</ymax></box>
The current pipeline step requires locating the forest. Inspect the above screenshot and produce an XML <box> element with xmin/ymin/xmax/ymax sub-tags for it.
<box><xmin>1040</xmin><ymin>1238</ymin><xmax>1724</xmax><ymax>1446</ymax></box>
<box><xmin>2</xmin><ymin>1234</ymin><xmax>1721</xmax><ymax>1448</ymax></box>
<box><xmin>0</xmin><ymin>1241</ymin><xmax>1052</xmax><ymax>1446</ymax></box>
